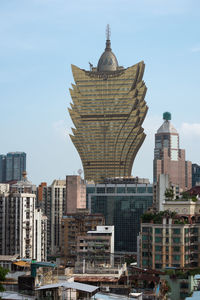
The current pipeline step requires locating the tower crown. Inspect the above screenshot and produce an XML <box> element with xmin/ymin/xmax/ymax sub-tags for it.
<box><xmin>97</xmin><ymin>25</ymin><xmax>119</xmax><ymax>72</ymax></box>
<box><xmin>163</xmin><ymin>112</ymin><xmax>171</xmax><ymax>121</ymax></box>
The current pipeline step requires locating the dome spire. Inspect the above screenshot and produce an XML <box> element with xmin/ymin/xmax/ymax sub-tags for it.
<box><xmin>97</xmin><ymin>25</ymin><xmax>118</xmax><ymax>72</ymax></box>
<box><xmin>105</xmin><ymin>24</ymin><xmax>111</xmax><ymax>51</ymax></box>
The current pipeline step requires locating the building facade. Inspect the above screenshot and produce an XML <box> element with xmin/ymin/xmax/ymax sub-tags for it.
<box><xmin>0</xmin><ymin>178</ymin><xmax>47</xmax><ymax>261</ymax></box>
<box><xmin>153</xmin><ymin>113</ymin><xmax>191</xmax><ymax>191</ymax></box>
<box><xmin>87</xmin><ymin>178</ymin><xmax>153</xmax><ymax>252</ymax></box>
<box><xmin>192</xmin><ymin>163</ymin><xmax>200</xmax><ymax>187</ymax></box>
<box><xmin>141</xmin><ymin>217</ymin><xmax>200</xmax><ymax>270</ymax></box>
<box><xmin>68</xmin><ymin>28</ymin><xmax>148</xmax><ymax>183</ymax></box>
<box><xmin>0</xmin><ymin>152</ymin><xmax>26</xmax><ymax>183</ymax></box>
<box><xmin>60</xmin><ymin>212</ymin><xmax>105</xmax><ymax>266</ymax></box>
<box><xmin>77</xmin><ymin>225</ymin><xmax>114</xmax><ymax>267</ymax></box>
<box><xmin>37</xmin><ymin>180</ymin><xmax>66</xmax><ymax>255</ymax></box>
<box><xmin>66</xmin><ymin>175</ymin><xmax>86</xmax><ymax>214</ymax></box>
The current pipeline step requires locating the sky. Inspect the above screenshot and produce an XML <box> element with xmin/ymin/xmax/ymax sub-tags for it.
<box><xmin>1</xmin><ymin>0</ymin><xmax>200</xmax><ymax>185</ymax></box>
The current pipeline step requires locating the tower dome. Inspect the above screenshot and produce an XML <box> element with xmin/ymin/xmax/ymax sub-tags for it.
<box><xmin>97</xmin><ymin>26</ymin><xmax>118</xmax><ymax>72</ymax></box>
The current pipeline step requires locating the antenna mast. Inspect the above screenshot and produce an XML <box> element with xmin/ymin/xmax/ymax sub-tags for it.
<box><xmin>106</xmin><ymin>24</ymin><xmax>111</xmax><ymax>40</ymax></box>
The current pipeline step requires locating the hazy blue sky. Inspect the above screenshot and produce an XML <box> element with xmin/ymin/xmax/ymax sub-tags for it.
<box><xmin>1</xmin><ymin>0</ymin><xmax>200</xmax><ymax>185</ymax></box>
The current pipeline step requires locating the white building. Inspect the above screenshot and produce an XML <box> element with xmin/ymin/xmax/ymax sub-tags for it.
<box><xmin>0</xmin><ymin>176</ymin><xmax>47</xmax><ymax>261</ymax></box>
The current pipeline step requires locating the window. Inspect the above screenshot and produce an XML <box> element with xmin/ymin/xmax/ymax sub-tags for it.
<box><xmin>173</xmin><ymin>228</ymin><xmax>180</xmax><ymax>235</ymax></box>
<box><xmin>155</xmin><ymin>237</ymin><xmax>162</xmax><ymax>243</ymax></box>
<box><xmin>155</xmin><ymin>254</ymin><xmax>162</xmax><ymax>261</ymax></box>
<box><xmin>173</xmin><ymin>237</ymin><xmax>180</xmax><ymax>243</ymax></box>
<box><xmin>173</xmin><ymin>255</ymin><xmax>180</xmax><ymax>261</ymax></box>
<box><xmin>173</xmin><ymin>246</ymin><xmax>180</xmax><ymax>252</ymax></box>
<box><xmin>127</xmin><ymin>187</ymin><xmax>136</xmax><ymax>193</ymax></box>
<box><xmin>155</xmin><ymin>228</ymin><xmax>162</xmax><ymax>234</ymax></box>
<box><xmin>107</xmin><ymin>187</ymin><xmax>115</xmax><ymax>193</ymax></box>
<box><xmin>155</xmin><ymin>245</ymin><xmax>162</xmax><ymax>251</ymax></box>
<box><xmin>117</xmin><ymin>187</ymin><xmax>125</xmax><ymax>193</ymax></box>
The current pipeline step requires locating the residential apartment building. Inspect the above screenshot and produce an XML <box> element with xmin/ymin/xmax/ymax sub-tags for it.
<box><xmin>60</xmin><ymin>211</ymin><xmax>105</xmax><ymax>266</ymax></box>
<box><xmin>140</xmin><ymin>199</ymin><xmax>200</xmax><ymax>270</ymax></box>
<box><xmin>77</xmin><ymin>225</ymin><xmax>114</xmax><ymax>267</ymax></box>
<box><xmin>37</xmin><ymin>180</ymin><xmax>66</xmax><ymax>255</ymax></box>
<box><xmin>0</xmin><ymin>177</ymin><xmax>47</xmax><ymax>261</ymax></box>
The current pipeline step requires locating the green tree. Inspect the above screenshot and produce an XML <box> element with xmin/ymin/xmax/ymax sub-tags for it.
<box><xmin>165</xmin><ymin>188</ymin><xmax>174</xmax><ymax>201</ymax></box>
<box><xmin>0</xmin><ymin>266</ymin><xmax>8</xmax><ymax>292</ymax></box>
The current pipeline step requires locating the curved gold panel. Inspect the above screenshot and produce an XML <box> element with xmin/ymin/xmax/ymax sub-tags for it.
<box><xmin>68</xmin><ymin>62</ymin><xmax>148</xmax><ymax>182</ymax></box>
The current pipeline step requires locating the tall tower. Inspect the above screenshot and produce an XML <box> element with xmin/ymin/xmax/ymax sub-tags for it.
<box><xmin>153</xmin><ymin>112</ymin><xmax>192</xmax><ymax>191</ymax></box>
<box><xmin>68</xmin><ymin>26</ymin><xmax>148</xmax><ymax>183</ymax></box>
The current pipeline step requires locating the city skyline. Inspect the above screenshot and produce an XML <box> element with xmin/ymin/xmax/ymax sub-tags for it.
<box><xmin>1</xmin><ymin>0</ymin><xmax>200</xmax><ymax>185</ymax></box>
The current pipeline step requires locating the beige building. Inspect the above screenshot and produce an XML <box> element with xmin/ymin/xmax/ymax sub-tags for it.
<box><xmin>66</xmin><ymin>175</ymin><xmax>86</xmax><ymax>214</ymax></box>
<box><xmin>60</xmin><ymin>212</ymin><xmax>105</xmax><ymax>266</ymax></box>
<box><xmin>140</xmin><ymin>207</ymin><xmax>200</xmax><ymax>270</ymax></box>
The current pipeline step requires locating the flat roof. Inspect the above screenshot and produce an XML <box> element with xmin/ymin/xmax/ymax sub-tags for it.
<box><xmin>36</xmin><ymin>281</ymin><xmax>99</xmax><ymax>293</ymax></box>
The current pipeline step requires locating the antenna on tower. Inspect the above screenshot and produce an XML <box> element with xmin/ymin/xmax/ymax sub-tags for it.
<box><xmin>106</xmin><ymin>24</ymin><xmax>111</xmax><ymax>40</ymax></box>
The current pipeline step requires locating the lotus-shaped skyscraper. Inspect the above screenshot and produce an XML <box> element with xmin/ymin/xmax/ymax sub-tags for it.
<box><xmin>68</xmin><ymin>29</ymin><xmax>148</xmax><ymax>183</ymax></box>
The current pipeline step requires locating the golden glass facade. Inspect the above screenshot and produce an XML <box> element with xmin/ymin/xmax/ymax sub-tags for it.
<box><xmin>68</xmin><ymin>39</ymin><xmax>148</xmax><ymax>183</ymax></box>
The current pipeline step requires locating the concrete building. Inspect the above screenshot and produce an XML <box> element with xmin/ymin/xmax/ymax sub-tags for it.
<box><xmin>140</xmin><ymin>199</ymin><xmax>200</xmax><ymax>270</ymax></box>
<box><xmin>153</xmin><ymin>112</ymin><xmax>192</xmax><ymax>192</ymax></box>
<box><xmin>66</xmin><ymin>175</ymin><xmax>86</xmax><ymax>214</ymax></box>
<box><xmin>40</xmin><ymin>180</ymin><xmax>66</xmax><ymax>255</ymax></box>
<box><xmin>68</xmin><ymin>26</ymin><xmax>148</xmax><ymax>183</ymax></box>
<box><xmin>155</xmin><ymin>174</ymin><xmax>181</xmax><ymax>212</ymax></box>
<box><xmin>60</xmin><ymin>211</ymin><xmax>105</xmax><ymax>266</ymax></box>
<box><xmin>77</xmin><ymin>225</ymin><xmax>114</xmax><ymax>267</ymax></box>
<box><xmin>87</xmin><ymin>178</ymin><xmax>153</xmax><ymax>252</ymax></box>
<box><xmin>0</xmin><ymin>176</ymin><xmax>47</xmax><ymax>261</ymax></box>
<box><xmin>0</xmin><ymin>152</ymin><xmax>26</xmax><ymax>183</ymax></box>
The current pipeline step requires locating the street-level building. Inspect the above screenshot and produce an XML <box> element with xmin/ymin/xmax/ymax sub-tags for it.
<box><xmin>140</xmin><ymin>209</ymin><xmax>200</xmax><ymax>270</ymax></box>
<box><xmin>60</xmin><ymin>211</ymin><xmax>105</xmax><ymax>266</ymax></box>
<box><xmin>77</xmin><ymin>225</ymin><xmax>114</xmax><ymax>267</ymax></box>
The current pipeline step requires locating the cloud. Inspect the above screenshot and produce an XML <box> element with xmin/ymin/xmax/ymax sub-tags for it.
<box><xmin>180</xmin><ymin>122</ymin><xmax>200</xmax><ymax>137</ymax></box>
<box><xmin>191</xmin><ymin>46</ymin><xmax>200</xmax><ymax>53</ymax></box>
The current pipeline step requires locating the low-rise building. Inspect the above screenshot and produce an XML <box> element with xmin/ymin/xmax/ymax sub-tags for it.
<box><xmin>77</xmin><ymin>225</ymin><xmax>114</xmax><ymax>267</ymax></box>
<box><xmin>140</xmin><ymin>210</ymin><xmax>200</xmax><ymax>270</ymax></box>
<box><xmin>61</xmin><ymin>211</ymin><xmax>105</xmax><ymax>266</ymax></box>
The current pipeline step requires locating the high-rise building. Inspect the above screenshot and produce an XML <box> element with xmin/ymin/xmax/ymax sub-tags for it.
<box><xmin>0</xmin><ymin>152</ymin><xmax>26</xmax><ymax>183</ymax></box>
<box><xmin>37</xmin><ymin>180</ymin><xmax>66</xmax><ymax>255</ymax></box>
<box><xmin>68</xmin><ymin>26</ymin><xmax>148</xmax><ymax>183</ymax></box>
<box><xmin>0</xmin><ymin>155</ymin><xmax>6</xmax><ymax>182</ymax></box>
<box><xmin>66</xmin><ymin>175</ymin><xmax>86</xmax><ymax>214</ymax></box>
<box><xmin>192</xmin><ymin>163</ymin><xmax>200</xmax><ymax>187</ymax></box>
<box><xmin>153</xmin><ymin>112</ymin><xmax>191</xmax><ymax>191</ymax></box>
<box><xmin>0</xmin><ymin>176</ymin><xmax>47</xmax><ymax>261</ymax></box>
